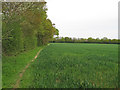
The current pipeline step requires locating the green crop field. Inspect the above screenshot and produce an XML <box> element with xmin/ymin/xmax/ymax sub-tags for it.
<box><xmin>19</xmin><ymin>43</ymin><xmax>118</xmax><ymax>88</ymax></box>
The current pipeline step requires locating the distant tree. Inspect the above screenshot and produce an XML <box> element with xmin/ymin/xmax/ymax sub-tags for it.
<box><xmin>64</xmin><ymin>37</ymin><xmax>72</xmax><ymax>43</ymax></box>
<box><xmin>88</xmin><ymin>37</ymin><xmax>93</xmax><ymax>42</ymax></box>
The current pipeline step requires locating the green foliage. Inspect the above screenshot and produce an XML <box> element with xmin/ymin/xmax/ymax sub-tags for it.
<box><xmin>52</xmin><ymin>37</ymin><xmax>119</xmax><ymax>44</ymax></box>
<box><xmin>2</xmin><ymin>2</ymin><xmax>58</xmax><ymax>55</ymax></box>
<box><xmin>2</xmin><ymin>20</ymin><xmax>23</xmax><ymax>55</ymax></box>
<box><xmin>20</xmin><ymin>43</ymin><xmax>118</xmax><ymax>88</ymax></box>
<box><xmin>54</xmin><ymin>28</ymin><xmax>59</xmax><ymax>36</ymax></box>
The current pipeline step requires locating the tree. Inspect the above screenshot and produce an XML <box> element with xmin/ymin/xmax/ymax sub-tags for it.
<box><xmin>2</xmin><ymin>2</ymin><xmax>59</xmax><ymax>55</ymax></box>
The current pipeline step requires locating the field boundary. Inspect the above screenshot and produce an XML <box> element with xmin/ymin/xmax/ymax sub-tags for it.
<box><xmin>13</xmin><ymin>48</ymin><xmax>43</xmax><ymax>89</ymax></box>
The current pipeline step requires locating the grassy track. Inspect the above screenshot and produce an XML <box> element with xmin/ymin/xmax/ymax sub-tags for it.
<box><xmin>20</xmin><ymin>43</ymin><xmax>118</xmax><ymax>88</ymax></box>
<box><xmin>2</xmin><ymin>46</ymin><xmax>44</xmax><ymax>88</ymax></box>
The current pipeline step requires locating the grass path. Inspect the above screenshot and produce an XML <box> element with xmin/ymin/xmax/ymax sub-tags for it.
<box><xmin>2</xmin><ymin>46</ymin><xmax>45</xmax><ymax>88</ymax></box>
<box><xmin>13</xmin><ymin>48</ymin><xmax>43</xmax><ymax>89</ymax></box>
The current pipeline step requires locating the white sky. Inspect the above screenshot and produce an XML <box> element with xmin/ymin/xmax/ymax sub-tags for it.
<box><xmin>46</xmin><ymin>0</ymin><xmax>119</xmax><ymax>39</ymax></box>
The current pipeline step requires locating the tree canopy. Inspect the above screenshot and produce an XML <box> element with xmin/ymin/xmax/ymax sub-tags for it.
<box><xmin>2</xmin><ymin>2</ymin><xmax>59</xmax><ymax>55</ymax></box>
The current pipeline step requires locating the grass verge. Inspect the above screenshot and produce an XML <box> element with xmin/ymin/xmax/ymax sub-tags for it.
<box><xmin>2</xmin><ymin>46</ymin><xmax>44</xmax><ymax>88</ymax></box>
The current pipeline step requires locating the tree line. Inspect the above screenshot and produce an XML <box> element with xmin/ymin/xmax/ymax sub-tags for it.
<box><xmin>50</xmin><ymin>37</ymin><xmax>120</xmax><ymax>44</ymax></box>
<box><xmin>2</xmin><ymin>2</ymin><xmax>58</xmax><ymax>55</ymax></box>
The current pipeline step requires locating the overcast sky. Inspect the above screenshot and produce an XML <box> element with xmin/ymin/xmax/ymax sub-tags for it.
<box><xmin>46</xmin><ymin>0</ymin><xmax>119</xmax><ymax>39</ymax></box>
